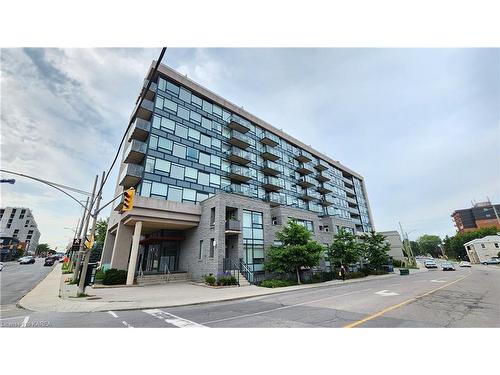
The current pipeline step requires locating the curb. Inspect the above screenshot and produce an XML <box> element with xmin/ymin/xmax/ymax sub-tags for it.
<box><xmin>16</xmin><ymin>262</ymin><xmax>63</xmax><ymax>311</ymax></box>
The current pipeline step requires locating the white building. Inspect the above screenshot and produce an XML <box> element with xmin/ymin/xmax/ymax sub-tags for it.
<box><xmin>379</xmin><ymin>230</ymin><xmax>406</xmax><ymax>261</ymax></box>
<box><xmin>0</xmin><ymin>207</ymin><xmax>41</xmax><ymax>254</ymax></box>
<box><xmin>464</xmin><ymin>235</ymin><xmax>500</xmax><ymax>264</ymax></box>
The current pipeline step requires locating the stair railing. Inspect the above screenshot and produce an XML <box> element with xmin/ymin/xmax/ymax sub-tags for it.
<box><xmin>239</xmin><ymin>258</ymin><xmax>254</xmax><ymax>284</ymax></box>
<box><xmin>222</xmin><ymin>258</ymin><xmax>240</xmax><ymax>286</ymax></box>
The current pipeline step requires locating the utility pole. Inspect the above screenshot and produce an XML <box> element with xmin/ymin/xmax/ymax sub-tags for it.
<box><xmin>77</xmin><ymin>171</ymin><xmax>105</xmax><ymax>295</ymax></box>
<box><xmin>398</xmin><ymin>221</ymin><xmax>415</xmax><ymax>267</ymax></box>
<box><xmin>73</xmin><ymin>175</ymin><xmax>98</xmax><ymax>282</ymax></box>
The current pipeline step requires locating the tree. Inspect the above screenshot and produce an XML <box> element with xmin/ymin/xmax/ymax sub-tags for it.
<box><xmin>95</xmin><ymin>217</ymin><xmax>109</xmax><ymax>247</ymax></box>
<box><xmin>409</xmin><ymin>241</ymin><xmax>421</xmax><ymax>256</ymax></box>
<box><xmin>326</xmin><ymin>228</ymin><xmax>361</xmax><ymax>267</ymax></box>
<box><xmin>36</xmin><ymin>243</ymin><xmax>50</xmax><ymax>255</ymax></box>
<box><xmin>359</xmin><ymin>231</ymin><xmax>391</xmax><ymax>269</ymax></box>
<box><xmin>417</xmin><ymin>234</ymin><xmax>442</xmax><ymax>258</ymax></box>
<box><xmin>443</xmin><ymin>226</ymin><xmax>499</xmax><ymax>260</ymax></box>
<box><xmin>264</xmin><ymin>220</ymin><xmax>324</xmax><ymax>284</ymax></box>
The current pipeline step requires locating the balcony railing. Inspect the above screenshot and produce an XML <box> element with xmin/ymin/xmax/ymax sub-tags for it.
<box><xmin>142</xmin><ymin>79</ymin><xmax>157</xmax><ymax>101</ymax></box>
<box><xmin>315</xmin><ymin>172</ymin><xmax>330</xmax><ymax>182</ymax></box>
<box><xmin>260</xmin><ymin>145</ymin><xmax>281</xmax><ymax>161</ymax></box>
<box><xmin>226</xmin><ymin>146</ymin><xmax>255</xmax><ymax>165</ymax></box>
<box><xmin>119</xmin><ymin>163</ymin><xmax>144</xmax><ymax>188</ymax></box>
<box><xmin>227</xmin><ymin>128</ymin><xmax>255</xmax><ymax>149</ymax></box>
<box><xmin>297</xmin><ymin>175</ymin><xmax>316</xmax><ymax>188</ymax></box>
<box><xmin>132</xmin><ymin>98</ymin><xmax>154</xmax><ymax>121</ymax></box>
<box><xmin>344</xmin><ymin>186</ymin><xmax>355</xmax><ymax>195</ymax></box>
<box><xmin>223</xmin><ymin>184</ymin><xmax>255</xmax><ymax>197</ymax></box>
<box><xmin>348</xmin><ymin>206</ymin><xmax>360</xmax><ymax>215</ymax></box>
<box><xmin>296</xmin><ymin>162</ymin><xmax>314</xmax><ymax>175</ymax></box>
<box><xmin>128</xmin><ymin>118</ymin><xmax>151</xmax><ymax>142</ymax></box>
<box><xmin>227</xmin><ymin>115</ymin><xmax>251</xmax><ymax>133</ymax></box>
<box><xmin>302</xmin><ymin>189</ymin><xmax>321</xmax><ymax>201</ymax></box>
<box><xmin>346</xmin><ymin>196</ymin><xmax>358</xmax><ymax>205</ymax></box>
<box><xmin>343</xmin><ymin>176</ymin><xmax>354</xmax><ymax>186</ymax></box>
<box><xmin>295</xmin><ymin>149</ymin><xmax>313</xmax><ymax>163</ymax></box>
<box><xmin>261</xmin><ymin>160</ymin><xmax>283</xmax><ymax>176</ymax></box>
<box><xmin>317</xmin><ymin>182</ymin><xmax>334</xmax><ymax>194</ymax></box>
<box><xmin>265</xmin><ymin>192</ymin><xmax>286</xmax><ymax>206</ymax></box>
<box><xmin>229</xmin><ymin>165</ymin><xmax>255</xmax><ymax>182</ymax></box>
<box><xmin>259</xmin><ymin>130</ymin><xmax>280</xmax><ymax>147</ymax></box>
<box><xmin>315</xmin><ymin>159</ymin><xmax>329</xmax><ymax>171</ymax></box>
<box><xmin>124</xmin><ymin>139</ymin><xmax>147</xmax><ymax>164</ymax></box>
<box><xmin>320</xmin><ymin>195</ymin><xmax>334</xmax><ymax>206</ymax></box>
<box><xmin>225</xmin><ymin>219</ymin><xmax>241</xmax><ymax>232</ymax></box>
<box><xmin>262</xmin><ymin>176</ymin><xmax>285</xmax><ymax>192</ymax></box>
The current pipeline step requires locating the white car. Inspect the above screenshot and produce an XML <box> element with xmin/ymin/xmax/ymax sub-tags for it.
<box><xmin>0</xmin><ymin>262</ymin><xmax>4</xmax><ymax>271</ymax></box>
<box><xmin>424</xmin><ymin>260</ymin><xmax>438</xmax><ymax>269</ymax></box>
<box><xmin>459</xmin><ymin>261</ymin><xmax>471</xmax><ymax>267</ymax></box>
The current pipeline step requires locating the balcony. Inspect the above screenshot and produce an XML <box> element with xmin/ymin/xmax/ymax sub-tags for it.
<box><xmin>142</xmin><ymin>79</ymin><xmax>157</xmax><ymax>101</ymax></box>
<box><xmin>259</xmin><ymin>130</ymin><xmax>280</xmax><ymax>147</ymax></box>
<box><xmin>128</xmin><ymin>118</ymin><xmax>151</xmax><ymax>142</ymax></box>
<box><xmin>346</xmin><ymin>196</ymin><xmax>358</xmax><ymax>205</ymax></box>
<box><xmin>132</xmin><ymin>98</ymin><xmax>154</xmax><ymax>121</ymax></box>
<box><xmin>224</xmin><ymin>184</ymin><xmax>254</xmax><ymax>197</ymax></box>
<box><xmin>315</xmin><ymin>159</ymin><xmax>329</xmax><ymax>171</ymax></box>
<box><xmin>123</xmin><ymin>139</ymin><xmax>147</xmax><ymax>164</ymax></box>
<box><xmin>297</xmin><ymin>175</ymin><xmax>316</xmax><ymax>188</ymax></box>
<box><xmin>228</xmin><ymin>129</ymin><xmax>254</xmax><ymax>149</ymax></box>
<box><xmin>317</xmin><ymin>183</ymin><xmax>333</xmax><ymax>194</ymax></box>
<box><xmin>262</xmin><ymin>176</ymin><xmax>284</xmax><ymax>192</ymax></box>
<box><xmin>301</xmin><ymin>189</ymin><xmax>321</xmax><ymax>201</ymax></box>
<box><xmin>295</xmin><ymin>149</ymin><xmax>313</xmax><ymax>163</ymax></box>
<box><xmin>265</xmin><ymin>192</ymin><xmax>286</xmax><ymax>206</ymax></box>
<box><xmin>319</xmin><ymin>195</ymin><xmax>334</xmax><ymax>206</ymax></box>
<box><xmin>344</xmin><ymin>186</ymin><xmax>356</xmax><ymax>195</ymax></box>
<box><xmin>315</xmin><ymin>172</ymin><xmax>330</xmax><ymax>182</ymax></box>
<box><xmin>227</xmin><ymin>115</ymin><xmax>251</xmax><ymax>133</ymax></box>
<box><xmin>349</xmin><ymin>206</ymin><xmax>360</xmax><ymax>215</ymax></box>
<box><xmin>351</xmin><ymin>218</ymin><xmax>362</xmax><ymax>225</ymax></box>
<box><xmin>119</xmin><ymin>163</ymin><xmax>143</xmax><ymax>188</ymax></box>
<box><xmin>228</xmin><ymin>165</ymin><xmax>255</xmax><ymax>182</ymax></box>
<box><xmin>225</xmin><ymin>219</ymin><xmax>241</xmax><ymax>234</ymax></box>
<box><xmin>343</xmin><ymin>176</ymin><xmax>354</xmax><ymax>186</ymax></box>
<box><xmin>227</xmin><ymin>146</ymin><xmax>255</xmax><ymax>165</ymax></box>
<box><xmin>260</xmin><ymin>145</ymin><xmax>281</xmax><ymax>161</ymax></box>
<box><xmin>261</xmin><ymin>160</ymin><xmax>283</xmax><ymax>176</ymax></box>
<box><xmin>296</xmin><ymin>162</ymin><xmax>314</xmax><ymax>175</ymax></box>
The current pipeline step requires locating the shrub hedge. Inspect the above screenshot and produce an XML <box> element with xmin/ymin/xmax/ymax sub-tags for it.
<box><xmin>260</xmin><ymin>279</ymin><xmax>297</xmax><ymax>288</ymax></box>
<box><xmin>102</xmin><ymin>268</ymin><xmax>127</xmax><ymax>285</ymax></box>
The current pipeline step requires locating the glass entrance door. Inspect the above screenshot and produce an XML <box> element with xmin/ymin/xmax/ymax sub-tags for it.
<box><xmin>142</xmin><ymin>241</ymin><xmax>179</xmax><ymax>274</ymax></box>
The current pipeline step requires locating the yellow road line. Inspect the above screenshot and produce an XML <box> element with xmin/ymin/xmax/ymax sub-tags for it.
<box><xmin>344</xmin><ymin>273</ymin><xmax>471</xmax><ymax>328</ymax></box>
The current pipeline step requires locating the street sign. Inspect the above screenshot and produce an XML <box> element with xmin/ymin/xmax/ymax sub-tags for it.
<box><xmin>71</xmin><ymin>239</ymin><xmax>81</xmax><ymax>252</ymax></box>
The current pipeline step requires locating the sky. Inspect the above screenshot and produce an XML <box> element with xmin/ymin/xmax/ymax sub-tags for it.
<box><xmin>1</xmin><ymin>48</ymin><xmax>499</xmax><ymax>250</ymax></box>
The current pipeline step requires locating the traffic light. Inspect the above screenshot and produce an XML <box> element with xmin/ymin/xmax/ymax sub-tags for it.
<box><xmin>122</xmin><ymin>187</ymin><xmax>136</xmax><ymax>211</ymax></box>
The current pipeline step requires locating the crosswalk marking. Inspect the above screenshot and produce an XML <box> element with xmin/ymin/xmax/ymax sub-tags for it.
<box><xmin>143</xmin><ymin>309</ymin><xmax>207</xmax><ymax>328</ymax></box>
<box><xmin>107</xmin><ymin>311</ymin><xmax>118</xmax><ymax>318</ymax></box>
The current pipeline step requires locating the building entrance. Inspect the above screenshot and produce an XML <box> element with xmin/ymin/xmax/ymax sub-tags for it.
<box><xmin>140</xmin><ymin>240</ymin><xmax>179</xmax><ymax>274</ymax></box>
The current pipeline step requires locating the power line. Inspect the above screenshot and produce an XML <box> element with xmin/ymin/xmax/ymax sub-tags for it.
<box><xmin>90</xmin><ymin>47</ymin><xmax>167</xmax><ymax>209</ymax></box>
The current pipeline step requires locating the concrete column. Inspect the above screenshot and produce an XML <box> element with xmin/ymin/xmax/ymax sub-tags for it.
<box><xmin>126</xmin><ymin>221</ymin><xmax>142</xmax><ymax>286</ymax></box>
<box><xmin>110</xmin><ymin>221</ymin><xmax>133</xmax><ymax>270</ymax></box>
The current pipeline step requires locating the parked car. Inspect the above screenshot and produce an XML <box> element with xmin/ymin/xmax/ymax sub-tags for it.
<box><xmin>0</xmin><ymin>262</ymin><xmax>4</xmax><ymax>271</ymax></box>
<box><xmin>459</xmin><ymin>261</ymin><xmax>471</xmax><ymax>267</ymax></box>
<box><xmin>20</xmin><ymin>256</ymin><xmax>35</xmax><ymax>264</ymax></box>
<box><xmin>441</xmin><ymin>262</ymin><xmax>455</xmax><ymax>271</ymax></box>
<box><xmin>482</xmin><ymin>258</ymin><xmax>500</xmax><ymax>265</ymax></box>
<box><xmin>44</xmin><ymin>257</ymin><xmax>55</xmax><ymax>266</ymax></box>
<box><xmin>424</xmin><ymin>260</ymin><xmax>438</xmax><ymax>269</ymax></box>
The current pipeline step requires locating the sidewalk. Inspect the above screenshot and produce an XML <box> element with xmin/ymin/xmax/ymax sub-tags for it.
<box><xmin>19</xmin><ymin>264</ymin><xmax>425</xmax><ymax>313</ymax></box>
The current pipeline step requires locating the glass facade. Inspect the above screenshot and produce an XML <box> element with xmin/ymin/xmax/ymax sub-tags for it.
<box><xmin>243</xmin><ymin>210</ymin><xmax>264</xmax><ymax>272</ymax></box>
<box><xmin>127</xmin><ymin>73</ymin><xmax>372</xmax><ymax>231</ymax></box>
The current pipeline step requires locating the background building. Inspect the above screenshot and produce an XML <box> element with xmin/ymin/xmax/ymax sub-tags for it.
<box><xmin>452</xmin><ymin>202</ymin><xmax>500</xmax><ymax>233</ymax></box>
<box><xmin>102</xmin><ymin>62</ymin><xmax>375</xmax><ymax>285</ymax></box>
<box><xmin>464</xmin><ymin>235</ymin><xmax>500</xmax><ymax>263</ymax></box>
<box><xmin>379</xmin><ymin>230</ymin><xmax>406</xmax><ymax>261</ymax></box>
<box><xmin>0</xmin><ymin>207</ymin><xmax>41</xmax><ymax>254</ymax></box>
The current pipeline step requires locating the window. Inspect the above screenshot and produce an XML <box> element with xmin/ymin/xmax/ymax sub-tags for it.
<box><xmin>201</xmin><ymin>117</ymin><xmax>212</xmax><ymax>130</ymax></box>
<box><xmin>155</xmin><ymin>96</ymin><xmax>164</xmax><ymax>109</ymax></box>
<box><xmin>198</xmin><ymin>240</ymin><xmax>203</xmax><ymax>260</ymax></box>
<box><xmin>151</xmin><ymin>182</ymin><xmax>168</xmax><ymax>197</ymax></box>
<box><xmin>212</xmin><ymin>121</ymin><xmax>222</xmax><ymax>133</ymax></box>
<box><xmin>481</xmin><ymin>244</ymin><xmax>486</xmax><ymax>248</ymax></box>
<box><xmin>166</xmin><ymin>81</ymin><xmax>180</xmax><ymax>95</ymax></box>
<box><xmin>172</xmin><ymin>143</ymin><xmax>187</xmax><ymax>159</ymax></box>
<box><xmin>149</xmin><ymin>134</ymin><xmax>158</xmax><ymax>149</ymax></box>
<box><xmin>213</xmin><ymin>104</ymin><xmax>222</xmax><ymax>117</ymax></box>
<box><xmin>158</xmin><ymin>77</ymin><xmax>166</xmax><ymax>91</ymax></box>
<box><xmin>243</xmin><ymin>210</ymin><xmax>264</xmax><ymax>272</ymax></box>
<box><xmin>175</xmin><ymin>124</ymin><xmax>188</xmax><ymax>139</ymax></box>
<box><xmin>141</xmin><ymin>181</ymin><xmax>152</xmax><ymax>197</ymax></box>
<box><xmin>145</xmin><ymin>157</ymin><xmax>155</xmax><ymax>173</ymax></box>
<box><xmin>495</xmin><ymin>243</ymin><xmax>499</xmax><ymax>248</ymax></box>
<box><xmin>210</xmin><ymin>173</ymin><xmax>220</xmax><ymax>187</ymax></box>
<box><xmin>209</xmin><ymin>238</ymin><xmax>215</xmax><ymax>258</ymax></box>
<box><xmin>188</xmin><ymin>128</ymin><xmax>200</xmax><ymax>141</ymax></box>
<box><xmin>200</xmin><ymin>134</ymin><xmax>211</xmax><ymax>148</ymax></box>
<box><xmin>192</xmin><ymin>94</ymin><xmax>202</xmax><ymax>108</ymax></box>
<box><xmin>211</xmin><ymin>155</ymin><xmax>221</xmax><ymax>167</ymax></box>
<box><xmin>179</xmin><ymin>87</ymin><xmax>191</xmax><ymax>103</ymax></box>
<box><xmin>186</xmin><ymin>147</ymin><xmax>199</xmax><ymax>161</ymax></box>
<box><xmin>170</xmin><ymin>164</ymin><xmax>185</xmax><ymax>180</ymax></box>
<box><xmin>177</xmin><ymin>106</ymin><xmax>190</xmax><ymax>120</ymax></box>
<box><xmin>190</xmin><ymin>111</ymin><xmax>201</xmax><ymax>124</ymax></box>
<box><xmin>211</xmin><ymin>138</ymin><xmax>221</xmax><ymax>150</ymax></box>
<box><xmin>155</xmin><ymin>159</ymin><xmax>171</xmax><ymax>173</ymax></box>
<box><xmin>185</xmin><ymin>167</ymin><xmax>198</xmax><ymax>181</ymax></box>
<box><xmin>198</xmin><ymin>172</ymin><xmax>209</xmax><ymax>186</ymax></box>
<box><xmin>168</xmin><ymin>186</ymin><xmax>183</xmax><ymax>202</ymax></box>
<box><xmin>183</xmin><ymin>188</ymin><xmax>197</xmax><ymax>203</ymax></box>
<box><xmin>203</xmin><ymin>100</ymin><xmax>213</xmax><ymax>114</ymax></box>
<box><xmin>158</xmin><ymin>137</ymin><xmax>173</xmax><ymax>151</ymax></box>
<box><xmin>164</xmin><ymin>98</ymin><xmax>178</xmax><ymax>112</ymax></box>
<box><xmin>199</xmin><ymin>152</ymin><xmax>210</xmax><ymax>166</ymax></box>
<box><xmin>197</xmin><ymin>192</ymin><xmax>209</xmax><ymax>202</ymax></box>
<box><xmin>161</xmin><ymin>117</ymin><xmax>175</xmax><ymax>132</ymax></box>
<box><xmin>210</xmin><ymin>207</ymin><xmax>216</xmax><ymax>226</ymax></box>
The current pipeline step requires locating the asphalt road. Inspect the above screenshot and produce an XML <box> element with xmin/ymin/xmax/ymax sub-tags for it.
<box><xmin>1</xmin><ymin>262</ymin><xmax>499</xmax><ymax>328</ymax></box>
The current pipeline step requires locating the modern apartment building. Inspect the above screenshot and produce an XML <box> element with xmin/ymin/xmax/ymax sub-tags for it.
<box><xmin>0</xmin><ymin>207</ymin><xmax>41</xmax><ymax>254</ymax></box>
<box><xmin>452</xmin><ymin>202</ymin><xmax>500</xmax><ymax>233</ymax></box>
<box><xmin>101</xmin><ymin>62</ymin><xmax>375</xmax><ymax>285</ymax></box>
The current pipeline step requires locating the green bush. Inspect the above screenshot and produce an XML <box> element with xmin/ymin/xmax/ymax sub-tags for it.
<box><xmin>217</xmin><ymin>275</ymin><xmax>238</xmax><ymax>286</ymax></box>
<box><xmin>346</xmin><ymin>271</ymin><xmax>365</xmax><ymax>279</ymax></box>
<box><xmin>369</xmin><ymin>269</ymin><xmax>389</xmax><ymax>276</ymax></box>
<box><xmin>94</xmin><ymin>267</ymin><xmax>106</xmax><ymax>281</ymax></box>
<box><xmin>204</xmin><ymin>274</ymin><xmax>216</xmax><ymax>286</ymax></box>
<box><xmin>102</xmin><ymin>268</ymin><xmax>127</xmax><ymax>285</ymax></box>
<box><xmin>260</xmin><ymin>279</ymin><xmax>297</xmax><ymax>288</ymax></box>
<box><xmin>392</xmin><ymin>259</ymin><xmax>404</xmax><ymax>267</ymax></box>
